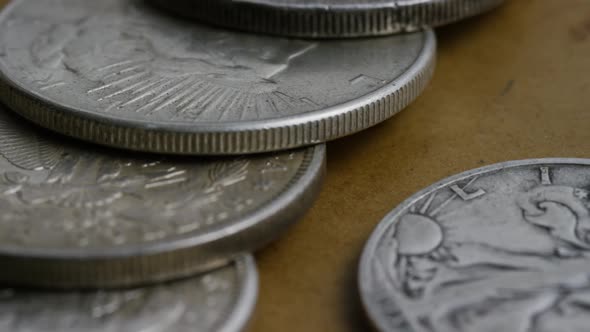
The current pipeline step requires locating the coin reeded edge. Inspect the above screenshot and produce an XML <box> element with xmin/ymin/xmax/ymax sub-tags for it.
<box><xmin>0</xmin><ymin>36</ymin><xmax>435</xmax><ymax>155</ymax></box>
<box><xmin>151</xmin><ymin>0</ymin><xmax>505</xmax><ymax>38</ymax></box>
<box><xmin>358</xmin><ymin>158</ymin><xmax>590</xmax><ymax>332</ymax></box>
<box><xmin>0</xmin><ymin>0</ymin><xmax>436</xmax><ymax>155</ymax></box>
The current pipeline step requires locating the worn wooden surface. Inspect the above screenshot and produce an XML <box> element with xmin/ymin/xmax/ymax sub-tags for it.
<box><xmin>2</xmin><ymin>0</ymin><xmax>590</xmax><ymax>330</ymax></box>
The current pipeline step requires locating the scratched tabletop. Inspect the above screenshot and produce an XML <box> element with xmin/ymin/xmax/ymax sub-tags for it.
<box><xmin>1</xmin><ymin>0</ymin><xmax>590</xmax><ymax>331</ymax></box>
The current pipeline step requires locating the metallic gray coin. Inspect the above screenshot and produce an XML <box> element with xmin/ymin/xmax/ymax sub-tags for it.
<box><xmin>0</xmin><ymin>0</ymin><xmax>435</xmax><ymax>155</ymax></box>
<box><xmin>150</xmin><ymin>0</ymin><xmax>505</xmax><ymax>38</ymax></box>
<box><xmin>0</xmin><ymin>255</ymin><xmax>258</xmax><ymax>332</ymax></box>
<box><xmin>360</xmin><ymin>158</ymin><xmax>590</xmax><ymax>332</ymax></box>
<box><xmin>0</xmin><ymin>103</ymin><xmax>324</xmax><ymax>288</ymax></box>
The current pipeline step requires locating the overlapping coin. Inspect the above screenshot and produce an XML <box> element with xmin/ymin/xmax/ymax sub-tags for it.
<box><xmin>0</xmin><ymin>255</ymin><xmax>258</xmax><ymax>332</ymax></box>
<box><xmin>360</xmin><ymin>159</ymin><xmax>590</xmax><ymax>331</ymax></box>
<box><xmin>0</xmin><ymin>0</ymin><xmax>435</xmax><ymax>155</ymax></box>
<box><xmin>150</xmin><ymin>0</ymin><xmax>505</xmax><ymax>38</ymax></box>
<box><xmin>0</xmin><ymin>102</ymin><xmax>324</xmax><ymax>288</ymax></box>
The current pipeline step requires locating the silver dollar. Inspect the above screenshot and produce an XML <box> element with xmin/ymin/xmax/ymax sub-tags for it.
<box><xmin>360</xmin><ymin>159</ymin><xmax>590</xmax><ymax>332</ymax></box>
<box><xmin>150</xmin><ymin>0</ymin><xmax>505</xmax><ymax>38</ymax></box>
<box><xmin>0</xmin><ymin>255</ymin><xmax>258</xmax><ymax>332</ymax></box>
<box><xmin>0</xmin><ymin>0</ymin><xmax>435</xmax><ymax>155</ymax></box>
<box><xmin>0</xmin><ymin>103</ymin><xmax>324</xmax><ymax>288</ymax></box>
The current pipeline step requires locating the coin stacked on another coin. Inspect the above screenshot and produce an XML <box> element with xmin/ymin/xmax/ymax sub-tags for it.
<box><xmin>0</xmin><ymin>0</ymin><xmax>504</xmax><ymax>330</ymax></box>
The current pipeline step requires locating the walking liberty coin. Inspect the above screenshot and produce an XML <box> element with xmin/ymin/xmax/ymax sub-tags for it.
<box><xmin>360</xmin><ymin>159</ymin><xmax>590</xmax><ymax>332</ymax></box>
<box><xmin>0</xmin><ymin>103</ymin><xmax>324</xmax><ymax>288</ymax></box>
<box><xmin>150</xmin><ymin>0</ymin><xmax>505</xmax><ymax>38</ymax></box>
<box><xmin>0</xmin><ymin>255</ymin><xmax>258</xmax><ymax>332</ymax></box>
<box><xmin>0</xmin><ymin>0</ymin><xmax>435</xmax><ymax>155</ymax></box>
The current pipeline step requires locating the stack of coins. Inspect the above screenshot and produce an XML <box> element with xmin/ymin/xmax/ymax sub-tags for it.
<box><xmin>0</xmin><ymin>0</ymin><xmax>504</xmax><ymax>330</ymax></box>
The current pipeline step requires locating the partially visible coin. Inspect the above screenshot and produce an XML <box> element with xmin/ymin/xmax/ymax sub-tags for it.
<box><xmin>360</xmin><ymin>159</ymin><xmax>590</xmax><ymax>332</ymax></box>
<box><xmin>0</xmin><ymin>0</ymin><xmax>435</xmax><ymax>155</ymax></box>
<box><xmin>150</xmin><ymin>0</ymin><xmax>505</xmax><ymax>38</ymax></box>
<box><xmin>0</xmin><ymin>255</ymin><xmax>257</xmax><ymax>332</ymax></box>
<box><xmin>0</xmin><ymin>103</ymin><xmax>324</xmax><ymax>288</ymax></box>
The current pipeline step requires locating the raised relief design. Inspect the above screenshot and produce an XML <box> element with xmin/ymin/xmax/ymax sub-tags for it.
<box><xmin>374</xmin><ymin>166</ymin><xmax>590</xmax><ymax>332</ymax></box>
<box><xmin>0</xmin><ymin>108</ymin><xmax>302</xmax><ymax>247</ymax></box>
<box><xmin>449</xmin><ymin>184</ymin><xmax>486</xmax><ymax>201</ymax></box>
<box><xmin>27</xmin><ymin>2</ymin><xmax>319</xmax><ymax>121</ymax></box>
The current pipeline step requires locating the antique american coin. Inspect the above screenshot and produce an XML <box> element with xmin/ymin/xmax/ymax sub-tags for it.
<box><xmin>0</xmin><ymin>0</ymin><xmax>435</xmax><ymax>155</ymax></box>
<box><xmin>360</xmin><ymin>159</ymin><xmax>590</xmax><ymax>332</ymax></box>
<box><xmin>150</xmin><ymin>0</ymin><xmax>505</xmax><ymax>38</ymax></box>
<box><xmin>0</xmin><ymin>103</ymin><xmax>325</xmax><ymax>288</ymax></box>
<box><xmin>0</xmin><ymin>255</ymin><xmax>258</xmax><ymax>332</ymax></box>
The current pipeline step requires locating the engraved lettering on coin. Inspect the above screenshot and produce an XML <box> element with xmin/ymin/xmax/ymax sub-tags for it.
<box><xmin>360</xmin><ymin>159</ymin><xmax>590</xmax><ymax>332</ymax></box>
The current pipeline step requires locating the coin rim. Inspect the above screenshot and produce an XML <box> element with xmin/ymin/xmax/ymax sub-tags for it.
<box><xmin>0</xmin><ymin>254</ymin><xmax>259</xmax><ymax>332</ymax></box>
<box><xmin>358</xmin><ymin>158</ymin><xmax>590</xmax><ymax>331</ymax></box>
<box><xmin>0</xmin><ymin>144</ymin><xmax>325</xmax><ymax>258</ymax></box>
<box><xmin>0</xmin><ymin>0</ymin><xmax>436</xmax><ymax>154</ymax></box>
<box><xmin>0</xmin><ymin>139</ymin><xmax>323</xmax><ymax>288</ymax></box>
<box><xmin>150</xmin><ymin>0</ymin><xmax>505</xmax><ymax>38</ymax></box>
<box><xmin>218</xmin><ymin>254</ymin><xmax>259</xmax><ymax>332</ymax></box>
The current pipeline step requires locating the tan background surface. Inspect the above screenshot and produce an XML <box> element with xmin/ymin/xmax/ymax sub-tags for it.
<box><xmin>2</xmin><ymin>0</ymin><xmax>590</xmax><ymax>331</ymax></box>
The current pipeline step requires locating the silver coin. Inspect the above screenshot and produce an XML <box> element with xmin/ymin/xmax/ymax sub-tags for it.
<box><xmin>0</xmin><ymin>254</ymin><xmax>257</xmax><ymax>332</ymax></box>
<box><xmin>0</xmin><ymin>102</ymin><xmax>324</xmax><ymax>288</ymax></box>
<box><xmin>150</xmin><ymin>0</ymin><xmax>505</xmax><ymax>38</ymax></box>
<box><xmin>0</xmin><ymin>0</ymin><xmax>435</xmax><ymax>155</ymax></box>
<box><xmin>360</xmin><ymin>158</ymin><xmax>590</xmax><ymax>332</ymax></box>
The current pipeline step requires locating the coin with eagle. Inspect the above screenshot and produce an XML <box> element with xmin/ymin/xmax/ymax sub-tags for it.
<box><xmin>0</xmin><ymin>103</ymin><xmax>324</xmax><ymax>288</ymax></box>
<box><xmin>0</xmin><ymin>0</ymin><xmax>435</xmax><ymax>154</ymax></box>
<box><xmin>360</xmin><ymin>159</ymin><xmax>590</xmax><ymax>332</ymax></box>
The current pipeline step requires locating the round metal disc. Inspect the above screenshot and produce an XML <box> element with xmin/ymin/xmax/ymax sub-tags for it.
<box><xmin>150</xmin><ymin>0</ymin><xmax>505</xmax><ymax>38</ymax></box>
<box><xmin>0</xmin><ymin>0</ymin><xmax>435</xmax><ymax>155</ymax></box>
<box><xmin>0</xmin><ymin>103</ymin><xmax>324</xmax><ymax>288</ymax></box>
<box><xmin>360</xmin><ymin>158</ymin><xmax>590</xmax><ymax>332</ymax></box>
<box><xmin>0</xmin><ymin>255</ymin><xmax>258</xmax><ymax>332</ymax></box>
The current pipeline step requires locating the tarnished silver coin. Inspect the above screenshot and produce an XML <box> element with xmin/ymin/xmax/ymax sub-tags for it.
<box><xmin>360</xmin><ymin>159</ymin><xmax>590</xmax><ymax>332</ymax></box>
<box><xmin>150</xmin><ymin>0</ymin><xmax>505</xmax><ymax>38</ymax></box>
<box><xmin>0</xmin><ymin>103</ymin><xmax>324</xmax><ymax>288</ymax></box>
<box><xmin>0</xmin><ymin>0</ymin><xmax>435</xmax><ymax>155</ymax></box>
<box><xmin>0</xmin><ymin>255</ymin><xmax>258</xmax><ymax>332</ymax></box>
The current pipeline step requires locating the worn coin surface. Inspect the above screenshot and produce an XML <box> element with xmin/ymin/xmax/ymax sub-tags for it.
<box><xmin>360</xmin><ymin>159</ymin><xmax>590</xmax><ymax>332</ymax></box>
<box><xmin>0</xmin><ymin>0</ymin><xmax>435</xmax><ymax>155</ymax></box>
<box><xmin>0</xmin><ymin>255</ymin><xmax>258</xmax><ymax>332</ymax></box>
<box><xmin>0</xmin><ymin>103</ymin><xmax>324</xmax><ymax>288</ymax></box>
<box><xmin>150</xmin><ymin>0</ymin><xmax>505</xmax><ymax>38</ymax></box>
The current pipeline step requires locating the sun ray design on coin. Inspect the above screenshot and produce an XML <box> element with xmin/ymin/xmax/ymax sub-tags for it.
<box><xmin>26</xmin><ymin>7</ymin><xmax>319</xmax><ymax>122</ymax></box>
<box><xmin>378</xmin><ymin>176</ymin><xmax>486</xmax><ymax>301</ymax></box>
<box><xmin>0</xmin><ymin>0</ymin><xmax>435</xmax><ymax>154</ymax></box>
<box><xmin>362</xmin><ymin>160</ymin><xmax>590</xmax><ymax>332</ymax></box>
